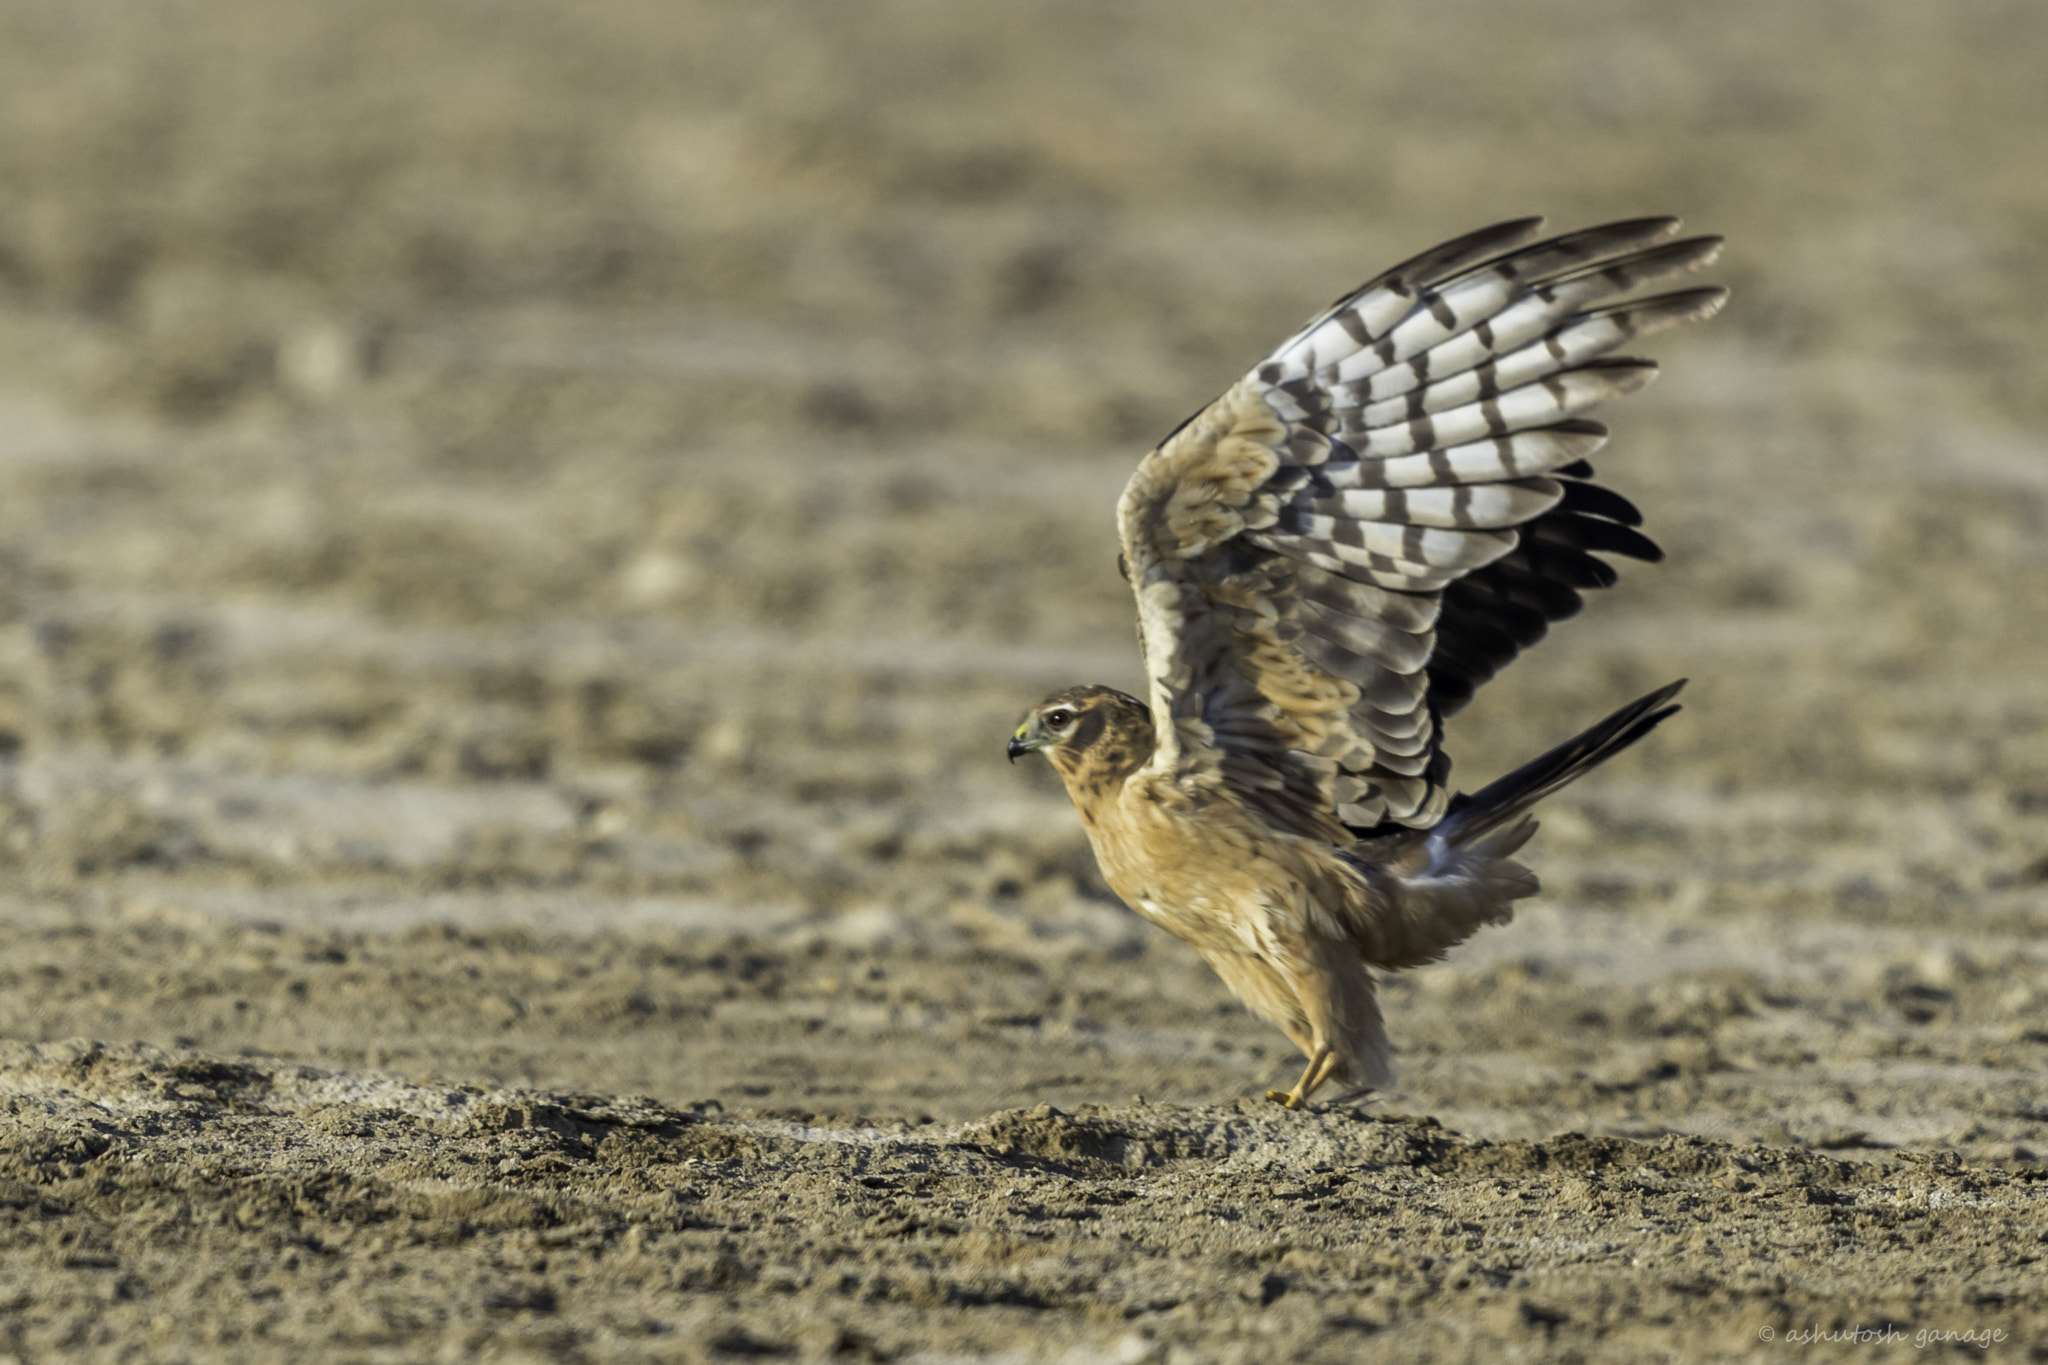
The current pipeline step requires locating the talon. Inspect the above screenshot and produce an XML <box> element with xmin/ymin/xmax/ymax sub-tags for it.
<box><xmin>1271</xmin><ymin>1047</ymin><xmax>1331</xmax><ymax>1111</ymax></box>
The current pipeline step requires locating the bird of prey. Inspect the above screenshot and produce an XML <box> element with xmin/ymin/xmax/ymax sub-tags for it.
<box><xmin>1008</xmin><ymin>217</ymin><xmax>1722</xmax><ymax>1108</ymax></box>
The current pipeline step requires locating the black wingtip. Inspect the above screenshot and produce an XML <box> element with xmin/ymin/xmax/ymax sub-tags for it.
<box><xmin>1385</xmin><ymin>216</ymin><xmax>1548</xmax><ymax>290</ymax></box>
<box><xmin>1604</xmin><ymin>214</ymin><xmax>1684</xmax><ymax>236</ymax></box>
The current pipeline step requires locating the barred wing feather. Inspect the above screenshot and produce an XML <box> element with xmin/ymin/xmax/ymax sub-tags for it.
<box><xmin>1117</xmin><ymin>217</ymin><xmax>1723</xmax><ymax>838</ymax></box>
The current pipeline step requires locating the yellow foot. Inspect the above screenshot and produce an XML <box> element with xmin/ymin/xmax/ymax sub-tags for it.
<box><xmin>1264</xmin><ymin>1089</ymin><xmax>1305</xmax><ymax>1109</ymax></box>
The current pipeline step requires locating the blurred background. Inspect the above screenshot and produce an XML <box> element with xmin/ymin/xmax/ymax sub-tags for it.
<box><xmin>0</xmin><ymin>0</ymin><xmax>2043</xmax><ymax>1123</ymax></box>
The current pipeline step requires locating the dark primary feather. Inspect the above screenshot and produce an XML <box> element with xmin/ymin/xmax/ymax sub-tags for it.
<box><xmin>1421</xmin><ymin>472</ymin><xmax>1666</xmax><ymax>719</ymax></box>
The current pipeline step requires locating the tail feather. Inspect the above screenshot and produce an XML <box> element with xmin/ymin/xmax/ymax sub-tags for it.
<box><xmin>1432</xmin><ymin>679</ymin><xmax>1686</xmax><ymax>851</ymax></box>
<box><xmin>1337</xmin><ymin>680</ymin><xmax>1684</xmax><ymax>973</ymax></box>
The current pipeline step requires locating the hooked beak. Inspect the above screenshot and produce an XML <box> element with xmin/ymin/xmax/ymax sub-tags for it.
<box><xmin>1007</xmin><ymin>723</ymin><xmax>1044</xmax><ymax>763</ymax></box>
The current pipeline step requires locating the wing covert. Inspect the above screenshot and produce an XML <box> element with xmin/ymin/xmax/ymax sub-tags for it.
<box><xmin>1116</xmin><ymin>217</ymin><xmax>1723</xmax><ymax>838</ymax></box>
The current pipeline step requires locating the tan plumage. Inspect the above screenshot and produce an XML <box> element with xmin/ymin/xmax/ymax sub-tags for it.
<box><xmin>1009</xmin><ymin>218</ymin><xmax>1723</xmax><ymax>1106</ymax></box>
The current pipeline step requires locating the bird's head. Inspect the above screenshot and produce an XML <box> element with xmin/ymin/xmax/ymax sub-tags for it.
<box><xmin>1007</xmin><ymin>685</ymin><xmax>1154</xmax><ymax>792</ymax></box>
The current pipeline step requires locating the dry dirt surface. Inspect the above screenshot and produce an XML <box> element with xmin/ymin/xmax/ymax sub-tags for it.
<box><xmin>1</xmin><ymin>2</ymin><xmax>2046</xmax><ymax>1361</ymax></box>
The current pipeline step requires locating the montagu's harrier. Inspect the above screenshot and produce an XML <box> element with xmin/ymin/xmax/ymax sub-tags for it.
<box><xmin>1008</xmin><ymin>217</ymin><xmax>1722</xmax><ymax>1108</ymax></box>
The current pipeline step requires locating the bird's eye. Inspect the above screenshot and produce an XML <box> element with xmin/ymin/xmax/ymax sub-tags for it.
<box><xmin>1045</xmin><ymin>709</ymin><xmax>1073</xmax><ymax>728</ymax></box>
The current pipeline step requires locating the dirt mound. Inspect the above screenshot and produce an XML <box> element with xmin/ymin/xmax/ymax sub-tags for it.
<box><xmin>2</xmin><ymin>1041</ymin><xmax>2038</xmax><ymax>1362</ymax></box>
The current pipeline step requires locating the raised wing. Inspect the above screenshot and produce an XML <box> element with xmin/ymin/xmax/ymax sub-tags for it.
<box><xmin>1117</xmin><ymin>217</ymin><xmax>1723</xmax><ymax>839</ymax></box>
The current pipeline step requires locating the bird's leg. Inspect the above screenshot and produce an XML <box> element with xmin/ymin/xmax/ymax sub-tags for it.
<box><xmin>1299</xmin><ymin>1048</ymin><xmax>1342</xmax><ymax>1105</ymax></box>
<box><xmin>1265</xmin><ymin>1045</ymin><xmax>1337</xmax><ymax>1110</ymax></box>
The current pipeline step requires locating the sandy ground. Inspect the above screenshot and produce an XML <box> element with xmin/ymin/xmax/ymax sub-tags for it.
<box><xmin>0</xmin><ymin>1</ymin><xmax>2046</xmax><ymax>1360</ymax></box>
